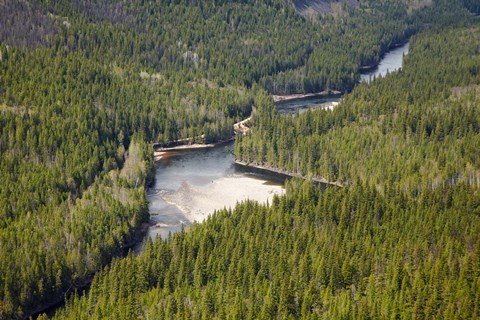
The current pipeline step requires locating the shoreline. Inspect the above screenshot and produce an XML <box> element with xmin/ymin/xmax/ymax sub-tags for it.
<box><xmin>359</xmin><ymin>39</ymin><xmax>410</xmax><ymax>72</ymax></box>
<box><xmin>272</xmin><ymin>90</ymin><xmax>343</xmax><ymax>103</ymax></box>
<box><xmin>234</xmin><ymin>160</ymin><xmax>342</xmax><ymax>187</ymax></box>
<box><xmin>153</xmin><ymin>116</ymin><xmax>252</xmax><ymax>161</ymax></box>
<box><xmin>153</xmin><ymin>138</ymin><xmax>234</xmax><ymax>161</ymax></box>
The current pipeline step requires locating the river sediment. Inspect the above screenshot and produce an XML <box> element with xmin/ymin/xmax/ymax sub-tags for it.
<box><xmin>272</xmin><ymin>90</ymin><xmax>342</xmax><ymax>103</ymax></box>
<box><xmin>153</xmin><ymin>139</ymin><xmax>233</xmax><ymax>161</ymax></box>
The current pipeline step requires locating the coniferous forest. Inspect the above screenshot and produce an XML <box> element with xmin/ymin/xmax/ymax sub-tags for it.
<box><xmin>0</xmin><ymin>0</ymin><xmax>479</xmax><ymax>319</ymax></box>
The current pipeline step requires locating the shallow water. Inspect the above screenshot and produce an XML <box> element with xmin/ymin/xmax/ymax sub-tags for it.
<box><xmin>360</xmin><ymin>42</ymin><xmax>410</xmax><ymax>83</ymax></box>
<box><xmin>142</xmin><ymin>142</ymin><xmax>284</xmax><ymax>244</ymax></box>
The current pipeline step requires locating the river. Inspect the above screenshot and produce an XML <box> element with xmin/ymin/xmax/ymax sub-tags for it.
<box><xmin>138</xmin><ymin>142</ymin><xmax>285</xmax><ymax>245</ymax></box>
<box><xmin>275</xmin><ymin>41</ymin><xmax>410</xmax><ymax>114</ymax></box>
<box><xmin>35</xmin><ymin>41</ymin><xmax>409</xmax><ymax>318</ymax></box>
<box><xmin>141</xmin><ymin>40</ymin><xmax>409</xmax><ymax>245</ymax></box>
<box><xmin>275</xmin><ymin>94</ymin><xmax>341</xmax><ymax>114</ymax></box>
<box><xmin>360</xmin><ymin>41</ymin><xmax>410</xmax><ymax>83</ymax></box>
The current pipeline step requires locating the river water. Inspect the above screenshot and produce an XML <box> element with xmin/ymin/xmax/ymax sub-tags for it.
<box><xmin>360</xmin><ymin>41</ymin><xmax>410</xmax><ymax>83</ymax></box>
<box><xmin>142</xmin><ymin>142</ymin><xmax>285</xmax><ymax>243</ymax></box>
<box><xmin>35</xmin><ymin>40</ymin><xmax>409</xmax><ymax>318</ymax></box>
<box><xmin>276</xmin><ymin>41</ymin><xmax>410</xmax><ymax>114</ymax></box>
<box><xmin>143</xmin><ymin>41</ymin><xmax>409</xmax><ymax>244</ymax></box>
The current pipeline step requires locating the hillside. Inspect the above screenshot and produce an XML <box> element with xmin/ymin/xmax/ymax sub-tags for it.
<box><xmin>236</xmin><ymin>22</ymin><xmax>480</xmax><ymax>191</ymax></box>
<box><xmin>0</xmin><ymin>0</ymin><xmax>478</xmax><ymax>319</ymax></box>
<box><xmin>53</xmin><ymin>25</ymin><xmax>480</xmax><ymax>319</ymax></box>
<box><xmin>289</xmin><ymin>0</ymin><xmax>435</xmax><ymax>18</ymax></box>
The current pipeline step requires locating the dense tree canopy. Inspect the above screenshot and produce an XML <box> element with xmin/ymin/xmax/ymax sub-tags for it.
<box><xmin>0</xmin><ymin>0</ymin><xmax>478</xmax><ymax>318</ymax></box>
<box><xmin>53</xmin><ymin>179</ymin><xmax>480</xmax><ymax>319</ymax></box>
<box><xmin>236</xmin><ymin>20</ymin><xmax>480</xmax><ymax>194</ymax></box>
<box><xmin>53</xmin><ymin>6</ymin><xmax>480</xmax><ymax>320</ymax></box>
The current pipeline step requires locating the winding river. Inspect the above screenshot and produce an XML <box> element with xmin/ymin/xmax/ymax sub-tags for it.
<box><xmin>34</xmin><ymin>41</ymin><xmax>410</xmax><ymax>318</ymax></box>
<box><xmin>275</xmin><ymin>41</ymin><xmax>410</xmax><ymax>114</ymax></box>
<box><xmin>141</xmin><ymin>41</ymin><xmax>410</xmax><ymax>245</ymax></box>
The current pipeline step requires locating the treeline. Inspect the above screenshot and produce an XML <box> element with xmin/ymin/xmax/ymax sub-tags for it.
<box><xmin>236</xmin><ymin>20</ymin><xmax>480</xmax><ymax>194</ymax></box>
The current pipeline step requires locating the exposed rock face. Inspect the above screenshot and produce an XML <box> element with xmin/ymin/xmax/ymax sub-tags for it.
<box><xmin>292</xmin><ymin>0</ymin><xmax>360</xmax><ymax>17</ymax></box>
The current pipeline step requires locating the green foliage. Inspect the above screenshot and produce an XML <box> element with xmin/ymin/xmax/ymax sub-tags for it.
<box><xmin>0</xmin><ymin>0</ymin><xmax>478</xmax><ymax>318</ymax></box>
<box><xmin>0</xmin><ymin>137</ymin><xmax>151</xmax><ymax>318</ymax></box>
<box><xmin>53</xmin><ymin>18</ymin><xmax>480</xmax><ymax>320</ymax></box>
<box><xmin>236</xmin><ymin>24</ymin><xmax>480</xmax><ymax>194</ymax></box>
<box><xmin>2</xmin><ymin>0</ymin><xmax>441</xmax><ymax>95</ymax></box>
<box><xmin>52</xmin><ymin>180</ymin><xmax>480</xmax><ymax>319</ymax></box>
